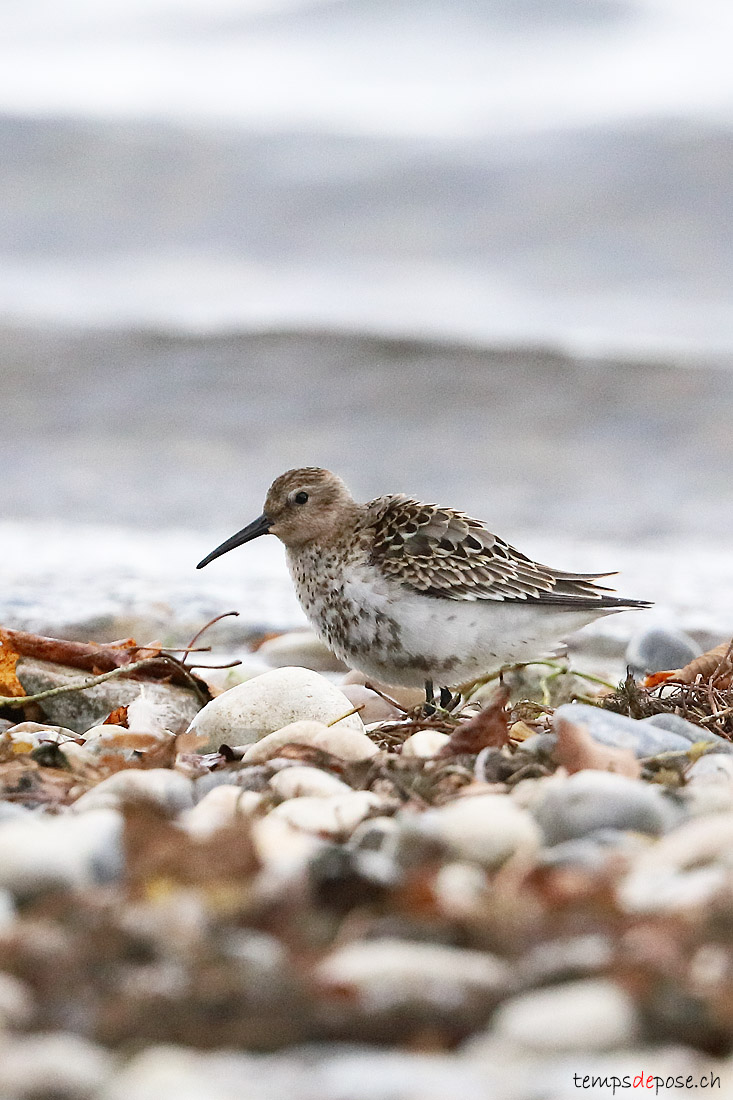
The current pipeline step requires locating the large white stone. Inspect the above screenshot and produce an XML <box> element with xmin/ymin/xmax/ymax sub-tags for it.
<box><xmin>270</xmin><ymin>791</ymin><xmax>384</xmax><ymax>837</ymax></box>
<box><xmin>187</xmin><ymin>666</ymin><xmax>366</xmax><ymax>752</ymax></box>
<box><xmin>316</xmin><ymin>938</ymin><xmax>507</xmax><ymax>1011</ymax></box>
<box><xmin>0</xmin><ymin>810</ymin><xmax>122</xmax><ymax>893</ymax></box>
<box><xmin>242</xmin><ymin>720</ymin><xmax>378</xmax><ymax>764</ymax></box>
<box><xmin>488</xmin><ymin>979</ymin><xmax>638</xmax><ymax>1051</ymax></box>
<box><xmin>417</xmin><ymin>793</ymin><xmax>541</xmax><ymax>868</ymax></box>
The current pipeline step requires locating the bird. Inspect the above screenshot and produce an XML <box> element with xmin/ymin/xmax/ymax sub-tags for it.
<box><xmin>197</xmin><ymin>467</ymin><xmax>650</xmax><ymax>694</ymax></box>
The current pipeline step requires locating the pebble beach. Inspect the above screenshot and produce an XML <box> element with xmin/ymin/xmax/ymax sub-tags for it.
<box><xmin>3</xmin><ymin>0</ymin><xmax>733</xmax><ymax>1095</ymax></box>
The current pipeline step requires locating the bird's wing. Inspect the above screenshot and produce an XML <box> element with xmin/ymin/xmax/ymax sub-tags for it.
<box><xmin>365</xmin><ymin>495</ymin><xmax>643</xmax><ymax>609</ymax></box>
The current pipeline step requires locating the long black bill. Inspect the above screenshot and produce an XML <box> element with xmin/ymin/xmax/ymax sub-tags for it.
<box><xmin>196</xmin><ymin>513</ymin><xmax>271</xmax><ymax>569</ymax></box>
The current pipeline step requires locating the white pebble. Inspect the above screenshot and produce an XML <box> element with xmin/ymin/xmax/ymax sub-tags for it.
<box><xmin>270</xmin><ymin>791</ymin><xmax>384</xmax><ymax>837</ymax></box>
<box><xmin>401</xmin><ymin>730</ymin><xmax>451</xmax><ymax>757</ymax></box>
<box><xmin>0</xmin><ymin>810</ymin><xmax>122</xmax><ymax>893</ymax></box>
<box><xmin>71</xmin><ymin>769</ymin><xmax>194</xmax><ymax>814</ymax></box>
<box><xmin>316</xmin><ymin>938</ymin><xmax>507</xmax><ymax>1011</ymax></box>
<box><xmin>258</xmin><ymin>630</ymin><xmax>347</xmax><ymax>672</ymax></box>
<box><xmin>487</xmin><ymin>978</ymin><xmax>638</xmax><ymax>1051</ymax></box>
<box><xmin>417</xmin><ymin>793</ymin><xmax>541</xmax><ymax>868</ymax></box>
<box><xmin>0</xmin><ymin>1032</ymin><xmax>115</xmax><ymax>1097</ymax></box>
<box><xmin>187</xmin><ymin>666</ymin><xmax>365</xmax><ymax>752</ymax></box>
<box><xmin>180</xmin><ymin>786</ymin><xmax>263</xmax><ymax>837</ymax></box>
<box><xmin>269</xmin><ymin>766</ymin><xmax>352</xmax><ymax>799</ymax></box>
<box><xmin>242</xmin><ymin>720</ymin><xmax>378</xmax><ymax>764</ymax></box>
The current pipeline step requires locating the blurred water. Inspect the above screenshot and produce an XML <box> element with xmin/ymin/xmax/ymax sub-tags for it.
<box><xmin>1</xmin><ymin>0</ymin><xmax>731</xmax><ymax>640</ymax></box>
<box><xmin>0</xmin><ymin>0</ymin><xmax>732</xmax><ymax>353</ymax></box>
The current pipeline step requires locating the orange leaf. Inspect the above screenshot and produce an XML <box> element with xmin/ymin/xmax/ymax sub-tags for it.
<box><xmin>0</xmin><ymin>631</ymin><xmax>26</xmax><ymax>699</ymax></box>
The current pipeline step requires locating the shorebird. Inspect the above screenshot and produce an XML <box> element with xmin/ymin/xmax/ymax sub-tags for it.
<box><xmin>197</xmin><ymin>468</ymin><xmax>650</xmax><ymax>692</ymax></box>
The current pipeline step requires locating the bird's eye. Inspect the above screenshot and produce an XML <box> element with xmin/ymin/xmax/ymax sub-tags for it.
<box><xmin>294</xmin><ymin>491</ymin><xmax>309</xmax><ymax>505</ymax></box>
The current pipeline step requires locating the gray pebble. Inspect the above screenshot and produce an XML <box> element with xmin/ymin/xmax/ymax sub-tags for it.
<box><xmin>533</xmin><ymin>771</ymin><xmax>678</xmax><ymax>845</ymax></box>
<box><xmin>641</xmin><ymin>713</ymin><xmax>733</xmax><ymax>753</ymax></box>
<box><xmin>626</xmin><ymin>627</ymin><xmax>701</xmax><ymax>677</ymax></box>
<box><xmin>554</xmin><ymin>703</ymin><xmax>691</xmax><ymax>757</ymax></box>
<box><xmin>539</xmin><ymin>829</ymin><xmax>649</xmax><ymax>870</ymax></box>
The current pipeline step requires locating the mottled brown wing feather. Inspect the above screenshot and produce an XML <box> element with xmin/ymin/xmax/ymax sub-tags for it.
<box><xmin>365</xmin><ymin>495</ymin><xmax>646</xmax><ymax>609</ymax></box>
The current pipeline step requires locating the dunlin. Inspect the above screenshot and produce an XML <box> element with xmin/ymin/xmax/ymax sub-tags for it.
<box><xmin>197</xmin><ymin>468</ymin><xmax>650</xmax><ymax>690</ymax></box>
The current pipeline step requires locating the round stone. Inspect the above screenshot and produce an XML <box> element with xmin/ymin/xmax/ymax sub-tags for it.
<box><xmin>187</xmin><ymin>666</ymin><xmax>366</xmax><ymax>752</ymax></box>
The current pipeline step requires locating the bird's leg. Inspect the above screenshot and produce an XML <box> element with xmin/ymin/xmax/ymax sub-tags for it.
<box><xmin>423</xmin><ymin>679</ymin><xmax>436</xmax><ymax>714</ymax></box>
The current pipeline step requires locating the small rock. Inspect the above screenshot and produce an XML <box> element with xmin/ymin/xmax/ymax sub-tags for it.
<box><xmin>620</xmin><ymin>811</ymin><xmax>733</xmax><ymax>912</ymax></box>
<box><xmin>258</xmin><ymin>630</ymin><xmax>347</xmax><ymax>672</ymax></box>
<box><xmin>251</xmin><ymin>812</ymin><xmax>324</xmax><ymax>870</ymax></box>
<box><xmin>341</xmin><ymin>670</ymin><xmax>425</xmax><ymax>711</ymax></box>
<box><xmin>180</xmin><ymin>785</ymin><xmax>263</xmax><ymax>837</ymax></box>
<box><xmin>533</xmin><ymin>771</ymin><xmax>676</xmax><ymax>845</ymax></box>
<box><xmin>270</xmin><ymin>791</ymin><xmax>384</xmax><ymax>838</ymax></box>
<box><xmin>686</xmin><ymin>754</ymin><xmax>733</xmax><ymax>785</ymax></box>
<box><xmin>242</xmin><ymin>720</ymin><xmax>379</xmax><ymax>764</ymax></box>
<box><xmin>626</xmin><ymin>626</ymin><xmax>702</xmax><ymax>677</ymax></box>
<box><xmin>487</xmin><ymin>979</ymin><xmax>638</xmax><ymax>1051</ymax></box>
<box><xmin>0</xmin><ymin>1032</ymin><xmax>116</xmax><ymax>1098</ymax></box>
<box><xmin>193</xmin><ymin>765</ymin><xmax>272</xmax><ymax>799</ymax></box>
<box><xmin>0</xmin><ymin>972</ymin><xmax>34</xmax><ymax>1028</ymax></box>
<box><xmin>539</xmin><ymin>828</ymin><xmax>649</xmax><ymax>871</ymax></box>
<box><xmin>401</xmin><ymin>730</ymin><xmax>451</xmax><ymax>757</ymax></box>
<box><xmin>339</xmin><ymin>683</ymin><xmax>402</xmax><ymax>724</ymax></box>
<box><xmin>433</xmin><ymin>861</ymin><xmax>489</xmax><ymax>920</ymax></box>
<box><xmin>553</xmin><ymin>703</ymin><xmax>691</xmax><ymax>757</ymax></box>
<box><xmin>316</xmin><ymin>938</ymin><xmax>507</xmax><ymax>1013</ymax></box>
<box><xmin>187</xmin><ymin>666</ymin><xmax>365</xmax><ymax>752</ymax></box>
<box><xmin>71</xmin><ymin>769</ymin><xmax>194</xmax><ymax>814</ymax></box>
<box><xmin>0</xmin><ymin>809</ymin><xmax>123</xmax><ymax>894</ymax></box>
<box><xmin>15</xmin><ymin>656</ymin><xmax>201</xmax><ymax>735</ymax></box>
<box><xmin>641</xmin><ymin>713</ymin><xmax>733</xmax><ymax>753</ymax></box>
<box><xmin>269</xmin><ymin>766</ymin><xmax>352</xmax><ymax>799</ymax></box>
<box><xmin>417</xmin><ymin>793</ymin><xmax>541</xmax><ymax>868</ymax></box>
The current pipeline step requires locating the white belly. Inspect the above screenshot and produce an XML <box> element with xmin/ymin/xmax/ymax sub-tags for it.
<box><xmin>288</xmin><ymin>549</ymin><xmax>610</xmax><ymax>688</ymax></box>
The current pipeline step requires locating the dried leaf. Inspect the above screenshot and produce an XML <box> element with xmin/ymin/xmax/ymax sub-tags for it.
<box><xmin>0</xmin><ymin>632</ymin><xmax>26</xmax><ymax>698</ymax></box>
<box><xmin>644</xmin><ymin>639</ymin><xmax>733</xmax><ymax>690</ymax></box>
<box><xmin>553</xmin><ymin>715</ymin><xmax>641</xmax><ymax>778</ymax></box>
<box><xmin>437</xmin><ymin>684</ymin><xmax>511</xmax><ymax>756</ymax></box>
<box><xmin>104</xmin><ymin>705</ymin><xmax>129</xmax><ymax>727</ymax></box>
<box><xmin>677</xmin><ymin>639</ymin><xmax>733</xmax><ymax>688</ymax></box>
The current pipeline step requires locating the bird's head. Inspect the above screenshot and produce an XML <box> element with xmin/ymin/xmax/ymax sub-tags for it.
<box><xmin>196</xmin><ymin>467</ymin><xmax>356</xmax><ymax>568</ymax></box>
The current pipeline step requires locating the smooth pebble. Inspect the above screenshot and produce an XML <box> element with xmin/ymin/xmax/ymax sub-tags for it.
<box><xmin>180</xmin><ymin>786</ymin><xmax>263</xmax><ymax>837</ymax></box>
<box><xmin>417</xmin><ymin>793</ymin><xmax>541</xmax><ymax>868</ymax></box>
<box><xmin>71</xmin><ymin>769</ymin><xmax>194</xmax><ymax>814</ymax></box>
<box><xmin>270</xmin><ymin>791</ymin><xmax>384</xmax><ymax>837</ymax></box>
<box><xmin>187</xmin><ymin>666</ymin><xmax>365</xmax><ymax>752</ymax></box>
<box><xmin>486</xmin><ymin>978</ymin><xmax>638</xmax><ymax>1052</ymax></box>
<box><xmin>626</xmin><ymin>626</ymin><xmax>701</xmax><ymax>676</ymax></box>
<box><xmin>269</xmin><ymin>766</ymin><xmax>352</xmax><ymax>799</ymax></box>
<box><xmin>0</xmin><ymin>809</ymin><xmax>123</xmax><ymax>894</ymax></box>
<box><xmin>316</xmin><ymin>938</ymin><xmax>508</xmax><ymax>1012</ymax></box>
<box><xmin>242</xmin><ymin>720</ymin><xmax>378</xmax><ymax>764</ymax></box>
<box><xmin>553</xmin><ymin>703</ymin><xmax>691</xmax><ymax>757</ymax></box>
<box><xmin>258</xmin><ymin>630</ymin><xmax>347</xmax><ymax>672</ymax></box>
<box><xmin>0</xmin><ymin>1032</ymin><xmax>116</xmax><ymax>1097</ymax></box>
<box><xmin>533</xmin><ymin>771</ymin><xmax>676</xmax><ymax>845</ymax></box>
<box><xmin>401</xmin><ymin>730</ymin><xmax>451</xmax><ymax>757</ymax></box>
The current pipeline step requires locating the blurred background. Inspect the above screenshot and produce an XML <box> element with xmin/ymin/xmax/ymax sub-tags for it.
<box><xmin>2</xmin><ymin>0</ymin><xmax>732</xmax><ymax>645</ymax></box>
